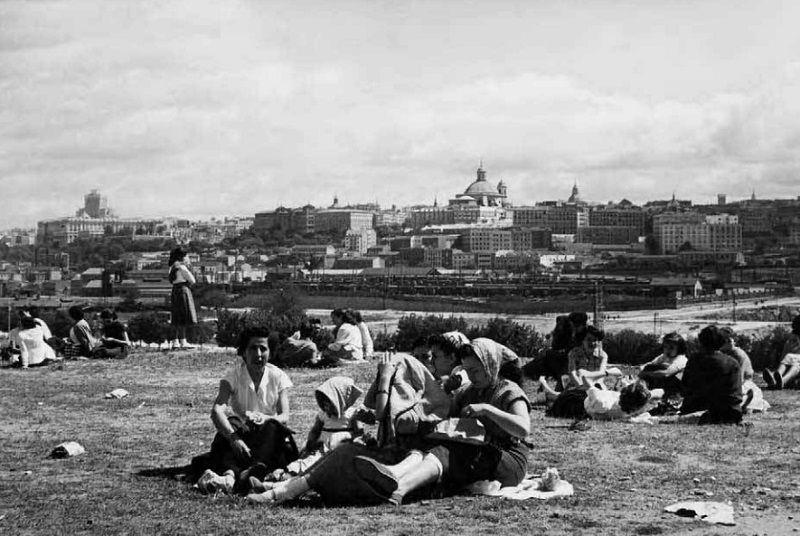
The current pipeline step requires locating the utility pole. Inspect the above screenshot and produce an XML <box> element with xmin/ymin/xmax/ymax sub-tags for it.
<box><xmin>593</xmin><ymin>282</ymin><xmax>604</xmax><ymax>329</ymax></box>
<box><xmin>653</xmin><ymin>311</ymin><xmax>659</xmax><ymax>335</ymax></box>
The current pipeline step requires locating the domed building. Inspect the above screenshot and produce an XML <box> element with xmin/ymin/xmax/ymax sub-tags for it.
<box><xmin>452</xmin><ymin>163</ymin><xmax>508</xmax><ymax>208</ymax></box>
<box><xmin>409</xmin><ymin>162</ymin><xmax>511</xmax><ymax>229</ymax></box>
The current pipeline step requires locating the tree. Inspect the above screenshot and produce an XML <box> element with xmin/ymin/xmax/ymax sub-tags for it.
<box><xmin>678</xmin><ymin>241</ymin><xmax>694</xmax><ymax>252</ymax></box>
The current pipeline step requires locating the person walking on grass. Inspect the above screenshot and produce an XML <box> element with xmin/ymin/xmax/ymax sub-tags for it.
<box><xmin>168</xmin><ymin>247</ymin><xmax>197</xmax><ymax>350</ymax></box>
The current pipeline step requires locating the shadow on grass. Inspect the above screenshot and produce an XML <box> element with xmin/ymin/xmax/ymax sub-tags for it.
<box><xmin>136</xmin><ymin>464</ymin><xmax>194</xmax><ymax>480</ymax></box>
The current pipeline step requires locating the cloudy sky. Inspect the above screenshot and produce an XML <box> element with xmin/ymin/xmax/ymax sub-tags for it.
<box><xmin>2</xmin><ymin>0</ymin><xmax>800</xmax><ymax>229</ymax></box>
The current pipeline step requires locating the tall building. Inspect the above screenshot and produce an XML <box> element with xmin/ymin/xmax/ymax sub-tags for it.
<box><xmin>345</xmin><ymin>228</ymin><xmax>377</xmax><ymax>254</ymax></box>
<box><xmin>655</xmin><ymin>213</ymin><xmax>742</xmax><ymax>254</ymax></box>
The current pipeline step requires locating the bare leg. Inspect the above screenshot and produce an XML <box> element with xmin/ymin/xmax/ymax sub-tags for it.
<box><xmin>779</xmin><ymin>364</ymin><xmax>800</xmax><ymax>387</ymax></box>
<box><xmin>538</xmin><ymin>377</ymin><xmax>560</xmax><ymax>403</ymax></box>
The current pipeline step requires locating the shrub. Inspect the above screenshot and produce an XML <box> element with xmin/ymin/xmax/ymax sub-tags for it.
<box><xmin>128</xmin><ymin>312</ymin><xmax>172</xmax><ymax>344</ymax></box>
<box><xmin>468</xmin><ymin>317</ymin><xmax>546</xmax><ymax>357</ymax></box>
<box><xmin>215</xmin><ymin>308</ymin><xmax>307</xmax><ymax>348</ymax></box>
<box><xmin>748</xmin><ymin>326</ymin><xmax>795</xmax><ymax>371</ymax></box>
<box><xmin>602</xmin><ymin>329</ymin><xmax>661</xmax><ymax>365</ymax></box>
<box><xmin>393</xmin><ymin>314</ymin><xmax>470</xmax><ymax>352</ymax></box>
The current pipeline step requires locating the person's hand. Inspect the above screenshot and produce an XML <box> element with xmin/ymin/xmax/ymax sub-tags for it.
<box><xmin>461</xmin><ymin>403</ymin><xmax>489</xmax><ymax>418</ymax></box>
<box><xmin>354</xmin><ymin>408</ymin><xmax>376</xmax><ymax>425</ymax></box>
<box><xmin>376</xmin><ymin>352</ymin><xmax>394</xmax><ymax>381</ymax></box>
<box><xmin>246</xmin><ymin>411</ymin><xmax>269</xmax><ymax>426</ymax></box>
<box><xmin>443</xmin><ymin>374</ymin><xmax>463</xmax><ymax>393</ymax></box>
<box><xmin>230</xmin><ymin>437</ymin><xmax>252</xmax><ymax>463</ymax></box>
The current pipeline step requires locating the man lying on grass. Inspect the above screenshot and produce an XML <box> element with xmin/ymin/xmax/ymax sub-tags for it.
<box><xmin>195</xmin><ymin>326</ymin><xmax>297</xmax><ymax>494</ymax></box>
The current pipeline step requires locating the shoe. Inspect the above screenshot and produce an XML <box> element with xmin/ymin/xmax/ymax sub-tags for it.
<box><xmin>774</xmin><ymin>372</ymin><xmax>783</xmax><ymax>390</ymax></box>
<box><xmin>762</xmin><ymin>369</ymin><xmax>775</xmax><ymax>389</ymax></box>
<box><xmin>352</xmin><ymin>456</ymin><xmax>399</xmax><ymax>501</ymax></box>
<box><xmin>246</xmin><ymin>490</ymin><xmax>278</xmax><ymax>505</ymax></box>
<box><xmin>196</xmin><ymin>469</ymin><xmax>233</xmax><ymax>494</ymax></box>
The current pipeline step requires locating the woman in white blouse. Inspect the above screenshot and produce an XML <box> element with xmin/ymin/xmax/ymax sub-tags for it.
<box><xmin>168</xmin><ymin>247</ymin><xmax>197</xmax><ymax>349</ymax></box>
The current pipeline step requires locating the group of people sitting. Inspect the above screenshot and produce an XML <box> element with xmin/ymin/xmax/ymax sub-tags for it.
<box><xmin>271</xmin><ymin>308</ymin><xmax>374</xmax><ymax>368</ymax></box>
<box><xmin>193</xmin><ymin>326</ymin><xmax>530</xmax><ymax>506</ymax></box>
<box><xmin>1</xmin><ymin>305</ymin><xmax>131</xmax><ymax>368</ymax></box>
<box><xmin>191</xmin><ymin>312</ymin><xmax>800</xmax><ymax>507</ymax></box>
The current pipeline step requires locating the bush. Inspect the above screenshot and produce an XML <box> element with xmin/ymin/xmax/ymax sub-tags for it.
<box><xmin>393</xmin><ymin>314</ymin><xmax>470</xmax><ymax>352</ymax></box>
<box><xmin>128</xmin><ymin>312</ymin><xmax>171</xmax><ymax>344</ymax></box>
<box><xmin>468</xmin><ymin>317</ymin><xmax>545</xmax><ymax>357</ymax></box>
<box><xmin>127</xmin><ymin>313</ymin><xmax>165</xmax><ymax>344</ymax></box>
<box><xmin>215</xmin><ymin>309</ymin><xmax>307</xmax><ymax>349</ymax></box>
<box><xmin>748</xmin><ymin>326</ymin><xmax>795</xmax><ymax>371</ymax></box>
<box><xmin>602</xmin><ymin>329</ymin><xmax>661</xmax><ymax>365</ymax></box>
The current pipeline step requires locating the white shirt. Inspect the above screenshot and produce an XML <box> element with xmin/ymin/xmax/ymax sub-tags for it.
<box><xmin>13</xmin><ymin>326</ymin><xmax>55</xmax><ymax>367</ymax></box>
<box><xmin>34</xmin><ymin>318</ymin><xmax>52</xmax><ymax>340</ymax></box>
<box><xmin>583</xmin><ymin>387</ymin><xmax>627</xmax><ymax>421</ymax></box>
<box><xmin>329</xmin><ymin>323</ymin><xmax>363</xmax><ymax>360</ymax></box>
<box><xmin>222</xmin><ymin>363</ymin><xmax>292</xmax><ymax>419</ymax></box>
<box><xmin>357</xmin><ymin>322</ymin><xmax>374</xmax><ymax>357</ymax></box>
<box><xmin>642</xmin><ymin>353</ymin><xmax>688</xmax><ymax>380</ymax></box>
<box><xmin>170</xmin><ymin>263</ymin><xmax>196</xmax><ymax>285</ymax></box>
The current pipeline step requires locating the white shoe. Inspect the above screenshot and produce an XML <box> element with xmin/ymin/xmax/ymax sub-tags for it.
<box><xmin>197</xmin><ymin>469</ymin><xmax>233</xmax><ymax>494</ymax></box>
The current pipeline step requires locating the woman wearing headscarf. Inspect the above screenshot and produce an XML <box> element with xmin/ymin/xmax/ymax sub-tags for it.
<box><xmin>352</xmin><ymin>338</ymin><xmax>531</xmax><ymax>505</ymax></box>
<box><xmin>247</xmin><ymin>351</ymin><xmax>454</xmax><ymax>506</ymax></box>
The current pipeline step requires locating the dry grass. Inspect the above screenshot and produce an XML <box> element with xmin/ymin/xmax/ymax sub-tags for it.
<box><xmin>1</xmin><ymin>350</ymin><xmax>799</xmax><ymax>536</ymax></box>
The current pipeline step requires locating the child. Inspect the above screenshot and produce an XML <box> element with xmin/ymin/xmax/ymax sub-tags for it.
<box><xmin>264</xmin><ymin>376</ymin><xmax>364</xmax><ymax>483</ymax></box>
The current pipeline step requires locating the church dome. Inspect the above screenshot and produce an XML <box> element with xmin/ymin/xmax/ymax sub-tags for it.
<box><xmin>464</xmin><ymin>178</ymin><xmax>499</xmax><ymax>196</ymax></box>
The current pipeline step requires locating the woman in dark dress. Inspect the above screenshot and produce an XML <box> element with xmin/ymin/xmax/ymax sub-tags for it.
<box><xmin>168</xmin><ymin>247</ymin><xmax>197</xmax><ymax>349</ymax></box>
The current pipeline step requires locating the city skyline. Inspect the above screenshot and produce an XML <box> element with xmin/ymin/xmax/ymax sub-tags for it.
<box><xmin>3</xmin><ymin>0</ymin><xmax>800</xmax><ymax>229</ymax></box>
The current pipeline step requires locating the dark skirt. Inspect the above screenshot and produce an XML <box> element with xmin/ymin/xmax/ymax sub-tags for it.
<box><xmin>547</xmin><ymin>387</ymin><xmax>589</xmax><ymax>419</ymax></box>
<box><xmin>429</xmin><ymin>441</ymin><xmax>529</xmax><ymax>490</ymax></box>
<box><xmin>171</xmin><ymin>283</ymin><xmax>197</xmax><ymax>326</ymax></box>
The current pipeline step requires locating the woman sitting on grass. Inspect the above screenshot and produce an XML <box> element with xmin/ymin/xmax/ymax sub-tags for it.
<box><xmin>196</xmin><ymin>326</ymin><xmax>296</xmax><ymax>494</ymax></box>
<box><xmin>720</xmin><ymin>327</ymin><xmax>769</xmax><ymax>413</ymax></box>
<box><xmin>91</xmin><ymin>309</ymin><xmax>132</xmax><ymax>359</ymax></box>
<box><xmin>541</xmin><ymin>325</ymin><xmax>622</xmax><ymax>418</ymax></box>
<box><xmin>762</xmin><ymin>314</ymin><xmax>800</xmax><ymax>390</ymax></box>
<box><xmin>11</xmin><ymin>315</ymin><xmax>57</xmax><ymax>369</ymax></box>
<box><xmin>246</xmin><ymin>350</ymin><xmax>455</xmax><ymax>506</ymax></box>
<box><xmin>638</xmin><ymin>332</ymin><xmax>688</xmax><ymax>394</ymax></box>
<box><xmin>319</xmin><ymin>308</ymin><xmax>363</xmax><ymax>365</ymax></box>
<box><xmin>259</xmin><ymin>376</ymin><xmax>366</xmax><ymax>483</ymax></box>
<box><xmin>351</xmin><ymin>338</ymin><xmax>531</xmax><ymax>505</ymax></box>
<box><xmin>678</xmin><ymin>325</ymin><xmax>743</xmax><ymax>425</ymax></box>
<box><xmin>64</xmin><ymin>306</ymin><xmax>97</xmax><ymax>359</ymax></box>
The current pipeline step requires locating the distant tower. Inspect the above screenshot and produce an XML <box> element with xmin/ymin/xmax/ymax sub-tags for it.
<box><xmin>476</xmin><ymin>160</ymin><xmax>486</xmax><ymax>181</ymax></box>
<box><xmin>331</xmin><ymin>194</ymin><xmax>339</xmax><ymax>208</ymax></box>
<box><xmin>717</xmin><ymin>193</ymin><xmax>727</xmax><ymax>206</ymax></box>
<box><xmin>497</xmin><ymin>180</ymin><xmax>507</xmax><ymax>206</ymax></box>
<box><xmin>751</xmin><ymin>189</ymin><xmax>756</xmax><ymax>201</ymax></box>
<box><xmin>433</xmin><ymin>196</ymin><xmax>438</xmax><ymax>208</ymax></box>
<box><xmin>567</xmin><ymin>181</ymin><xmax>581</xmax><ymax>204</ymax></box>
<box><xmin>83</xmin><ymin>189</ymin><xmax>108</xmax><ymax>218</ymax></box>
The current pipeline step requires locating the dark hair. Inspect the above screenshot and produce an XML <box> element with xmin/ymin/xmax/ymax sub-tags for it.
<box><xmin>661</xmin><ymin>332</ymin><xmax>687</xmax><ymax>355</ymax></box>
<box><xmin>68</xmin><ymin>305</ymin><xmax>85</xmax><ymax>321</ymax></box>
<box><xmin>236</xmin><ymin>326</ymin><xmax>273</xmax><ymax>356</ymax></box>
<box><xmin>619</xmin><ymin>382</ymin><xmax>651</xmax><ymax>414</ymax></box>
<box><xmin>697</xmin><ymin>325</ymin><xmax>727</xmax><ymax>353</ymax></box>
<box><xmin>331</xmin><ymin>308</ymin><xmax>357</xmax><ymax>326</ymax></box>
<box><xmin>168</xmin><ymin>247</ymin><xmax>187</xmax><ymax>266</ymax></box>
<box><xmin>412</xmin><ymin>336</ymin><xmax>429</xmax><ymax>350</ymax></box>
<box><xmin>27</xmin><ymin>306</ymin><xmax>41</xmax><ymax>319</ymax></box>
<box><xmin>792</xmin><ymin>315</ymin><xmax>800</xmax><ymax>336</ymax></box>
<box><xmin>567</xmin><ymin>311</ymin><xmax>589</xmax><ymax>327</ymax></box>
<box><xmin>298</xmin><ymin>321</ymin><xmax>315</xmax><ymax>339</ymax></box>
<box><xmin>551</xmin><ymin>315</ymin><xmax>573</xmax><ymax>350</ymax></box>
<box><xmin>20</xmin><ymin>316</ymin><xmax>37</xmax><ymax>330</ymax></box>
<box><xmin>575</xmin><ymin>325</ymin><xmax>604</xmax><ymax>343</ymax></box>
<box><xmin>350</xmin><ymin>310</ymin><xmax>364</xmax><ymax>323</ymax></box>
<box><xmin>100</xmin><ymin>308</ymin><xmax>118</xmax><ymax>321</ymax></box>
<box><xmin>427</xmin><ymin>334</ymin><xmax>460</xmax><ymax>357</ymax></box>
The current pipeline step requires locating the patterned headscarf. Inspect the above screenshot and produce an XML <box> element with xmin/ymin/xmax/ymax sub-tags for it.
<box><xmin>315</xmin><ymin>376</ymin><xmax>363</xmax><ymax>419</ymax></box>
<box><xmin>464</xmin><ymin>338</ymin><xmax>503</xmax><ymax>386</ymax></box>
<box><xmin>441</xmin><ymin>331</ymin><xmax>470</xmax><ymax>349</ymax></box>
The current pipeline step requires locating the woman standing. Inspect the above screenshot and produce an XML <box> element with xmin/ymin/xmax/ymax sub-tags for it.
<box><xmin>168</xmin><ymin>247</ymin><xmax>197</xmax><ymax>350</ymax></box>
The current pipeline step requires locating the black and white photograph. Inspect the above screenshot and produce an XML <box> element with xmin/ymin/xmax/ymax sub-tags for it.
<box><xmin>1</xmin><ymin>1</ymin><xmax>799</xmax><ymax>534</ymax></box>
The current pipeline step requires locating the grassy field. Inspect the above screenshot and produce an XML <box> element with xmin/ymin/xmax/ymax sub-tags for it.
<box><xmin>1</xmin><ymin>350</ymin><xmax>799</xmax><ymax>536</ymax></box>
